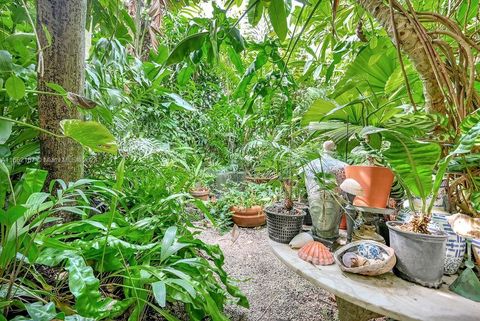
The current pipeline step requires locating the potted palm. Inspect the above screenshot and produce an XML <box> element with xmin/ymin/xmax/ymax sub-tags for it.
<box><xmin>262</xmin><ymin>140</ymin><xmax>309</xmax><ymax>244</ymax></box>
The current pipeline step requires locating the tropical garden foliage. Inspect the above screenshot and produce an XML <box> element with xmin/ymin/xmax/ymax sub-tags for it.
<box><xmin>0</xmin><ymin>0</ymin><xmax>479</xmax><ymax>319</ymax></box>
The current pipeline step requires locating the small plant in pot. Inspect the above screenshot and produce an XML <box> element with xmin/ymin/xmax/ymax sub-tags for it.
<box><xmin>265</xmin><ymin>179</ymin><xmax>307</xmax><ymax>244</ymax></box>
<box><xmin>379</xmin><ymin>131</ymin><xmax>455</xmax><ymax>288</ymax></box>
<box><xmin>188</xmin><ymin>159</ymin><xmax>214</xmax><ymax>201</ymax></box>
<box><xmin>242</xmin><ymin>140</ymin><xmax>279</xmax><ymax>184</ymax></box>
<box><xmin>345</xmin><ymin>138</ymin><xmax>395</xmax><ymax>209</ymax></box>
<box><xmin>230</xmin><ymin>183</ymin><xmax>274</xmax><ymax>228</ymax></box>
<box><xmin>263</xmin><ymin>146</ymin><xmax>310</xmax><ymax>244</ymax></box>
<box><xmin>214</xmin><ymin>182</ymin><xmax>274</xmax><ymax>228</ymax></box>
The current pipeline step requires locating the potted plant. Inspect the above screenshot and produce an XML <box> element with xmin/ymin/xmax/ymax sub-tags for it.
<box><xmin>344</xmin><ymin>139</ymin><xmax>395</xmax><ymax>209</ymax></box>
<box><xmin>378</xmin><ymin>130</ymin><xmax>450</xmax><ymax>288</ymax></box>
<box><xmin>215</xmin><ymin>182</ymin><xmax>273</xmax><ymax>228</ymax></box>
<box><xmin>260</xmin><ymin>138</ymin><xmax>309</xmax><ymax>244</ymax></box>
<box><xmin>231</xmin><ymin>183</ymin><xmax>274</xmax><ymax>227</ymax></box>
<box><xmin>241</xmin><ymin>140</ymin><xmax>279</xmax><ymax>184</ymax></box>
<box><xmin>188</xmin><ymin>159</ymin><xmax>214</xmax><ymax>201</ymax></box>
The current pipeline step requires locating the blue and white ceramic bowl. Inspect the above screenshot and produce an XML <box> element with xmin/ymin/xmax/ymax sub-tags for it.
<box><xmin>357</xmin><ymin>243</ymin><xmax>382</xmax><ymax>260</ymax></box>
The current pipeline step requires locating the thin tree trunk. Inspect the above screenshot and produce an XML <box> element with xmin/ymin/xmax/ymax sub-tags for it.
<box><xmin>37</xmin><ymin>0</ymin><xmax>86</xmax><ymax>185</ymax></box>
<box><xmin>357</xmin><ymin>0</ymin><xmax>447</xmax><ymax>114</ymax></box>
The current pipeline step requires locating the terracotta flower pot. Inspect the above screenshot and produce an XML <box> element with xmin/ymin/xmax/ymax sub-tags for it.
<box><xmin>230</xmin><ymin>205</ymin><xmax>266</xmax><ymax>228</ymax></box>
<box><xmin>190</xmin><ymin>188</ymin><xmax>210</xmax><ymax>201</ymax></box>
<box><xmin>344</xmin><ymin>165</ymin><xmax>394</xmax><ymax>208</ymax></box>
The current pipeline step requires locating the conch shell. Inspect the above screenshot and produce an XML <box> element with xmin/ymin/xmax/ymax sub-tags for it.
<box><xmin>289</xmin><ymin>232</ymin><xmax>314</xmax><ymax>249</ymax></box>
<box><xmin>298</xmin><ymin>241</ymin><xmax>334</xmax><ymax>266</ymax></box>
<box><xmin>447</xmin><ymin>213</ymin><xmax>480</xmax><ymax>239</ymax></box>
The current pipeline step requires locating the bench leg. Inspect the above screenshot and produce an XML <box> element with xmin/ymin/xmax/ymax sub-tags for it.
<box><xmin>335</xmin><ymin>296</ymin><xmax>383</xmax><ymax>321</ymax></box>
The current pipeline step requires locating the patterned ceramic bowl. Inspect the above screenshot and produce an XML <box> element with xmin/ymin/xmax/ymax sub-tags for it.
<box><xmin>357</xmin><ymin>243</ymin><xmax>382</xmax><ymax>260</ymax></box>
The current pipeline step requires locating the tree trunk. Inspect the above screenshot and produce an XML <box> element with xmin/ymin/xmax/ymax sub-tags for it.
<box><xmin>37</xmin><ymin>0</ymin><xmax>86</xmax><ymax>184</ymax></box>
<box><xmin>357</xmin><ymin>0</ymin><xmax>447</xmax><ymax>114</ymax></box>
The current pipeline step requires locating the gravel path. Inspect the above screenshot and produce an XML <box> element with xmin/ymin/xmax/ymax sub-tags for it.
<box><xmin>198</xmin><ymin>226</ymin><xmax>339</xmax><ymax>321</ymax></box>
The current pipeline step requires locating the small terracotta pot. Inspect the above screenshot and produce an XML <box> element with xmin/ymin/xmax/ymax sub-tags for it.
<box><xmin>230</xmin><ymin>205</ymin><xmax>266</xmax><ymax>227</ymax></box>
<box><xmin>344</xmin><ymin>165</ymin><xmax>394</xmax><ymax>208</ymax></box>
<box><xmin>190</xmin><ymin>188</ymin><xmax>210</xmax><ymax>201</ymax></box>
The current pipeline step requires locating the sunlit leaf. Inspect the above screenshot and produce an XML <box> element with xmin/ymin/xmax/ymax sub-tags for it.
<box><xmin>25</xmin><ymin>302</ymin><xmax>57</xmax><ymax>321</ymax></box>
<box><xmin>268</xmin><ymin>0</ymin><xmax>288</xmax><ymax>41</ymax></box>
<box><xmin>5</xmin><ymin>75</ymin><xmax>25</xmax><ymax>100</ymax></box>
<box><xmin>163</xmin><ymin>93</ymin><xmax>196</xmax><ymax>111</ymax></box>
<box><xmin>60</xmin><ymin>119</ymin><xmax>117</xmax><ymax>154</ymax></box>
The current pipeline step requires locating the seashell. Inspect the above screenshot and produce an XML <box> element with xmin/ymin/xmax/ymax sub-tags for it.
<box><xmin>298</xmin><ymin>241</ymin><xmax>334</xmax><ymax>266</ymax></box>
<box><xmin>447</xmin><ymin>213</ymin><xmax>480</xmax><ymax>239</ymax></box>
<box><xmin>334</xmin><ymin>241</ymin><xmax>396</xmax><ymax>276</ymax></box>
<box><xmin>342</xmin><ymin>252</ymin><xmax>369</xmax><ymax>268</ymax></box>
<box><xmin>289</xmin><ymin>232</ymin><xmax>314</xmax><ymax>249</ymax></box>
<box><xmin>342</xmin><ymin>252</ymin><xmax>357</xmax><ymax>268</ymax></box>
<box><xmin>340</xmin><ymin>178</ymin><xmax>364</xmax><ymax>196</ymax></box>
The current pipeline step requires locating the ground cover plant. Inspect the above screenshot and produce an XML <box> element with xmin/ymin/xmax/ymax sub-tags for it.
<box><xmin>0</xmin><ymin>0</ymin><xmax>479</xmax><ymax>319</ymax></box>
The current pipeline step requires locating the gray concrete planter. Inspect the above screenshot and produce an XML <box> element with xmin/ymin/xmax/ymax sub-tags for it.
<box><xmin>387</xmin><ymin>221</ymin><xmax>447</xmax><ymax>288</ymax></box>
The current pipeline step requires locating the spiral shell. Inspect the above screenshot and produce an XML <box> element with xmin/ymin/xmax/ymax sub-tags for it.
<box><xmin>298</xmin><ymin>241</ymin><xmax>334</xmax><ymax>266</ymax></box>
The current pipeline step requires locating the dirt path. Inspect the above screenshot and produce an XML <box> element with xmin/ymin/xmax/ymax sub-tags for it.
<box><xmin>198</xmin><ymin>226</ymin><xmax>339</xmax><ymax>321</ymax></box>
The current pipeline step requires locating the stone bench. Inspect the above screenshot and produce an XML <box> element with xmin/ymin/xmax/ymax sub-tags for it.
<box><xmin>269</xmin><ymin>239</ymin><xmax>479</xmax><ymax>321</ymax></box>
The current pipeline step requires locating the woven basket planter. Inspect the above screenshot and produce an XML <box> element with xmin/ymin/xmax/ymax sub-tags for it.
<box><xmin>265</xmin><ymin>205</ymin><xmax>306</xmax><ymax>244</ymax></box>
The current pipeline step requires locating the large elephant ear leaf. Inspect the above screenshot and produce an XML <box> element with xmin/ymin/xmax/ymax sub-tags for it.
<box><xmin>383</xmin><ymin>132</ymin><xmax>441</xmax><ymax>200</ymax></box>
<box><xmin>60</xmin><ymin>120</ymin><xmax>117</xmax><ymax>154</ymax></box>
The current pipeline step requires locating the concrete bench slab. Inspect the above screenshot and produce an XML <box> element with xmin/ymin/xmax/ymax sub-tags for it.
<box><xmin>269</xmin><ymin>239</ymin><xmax>479</xmax><ymax>321</ymax></box>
